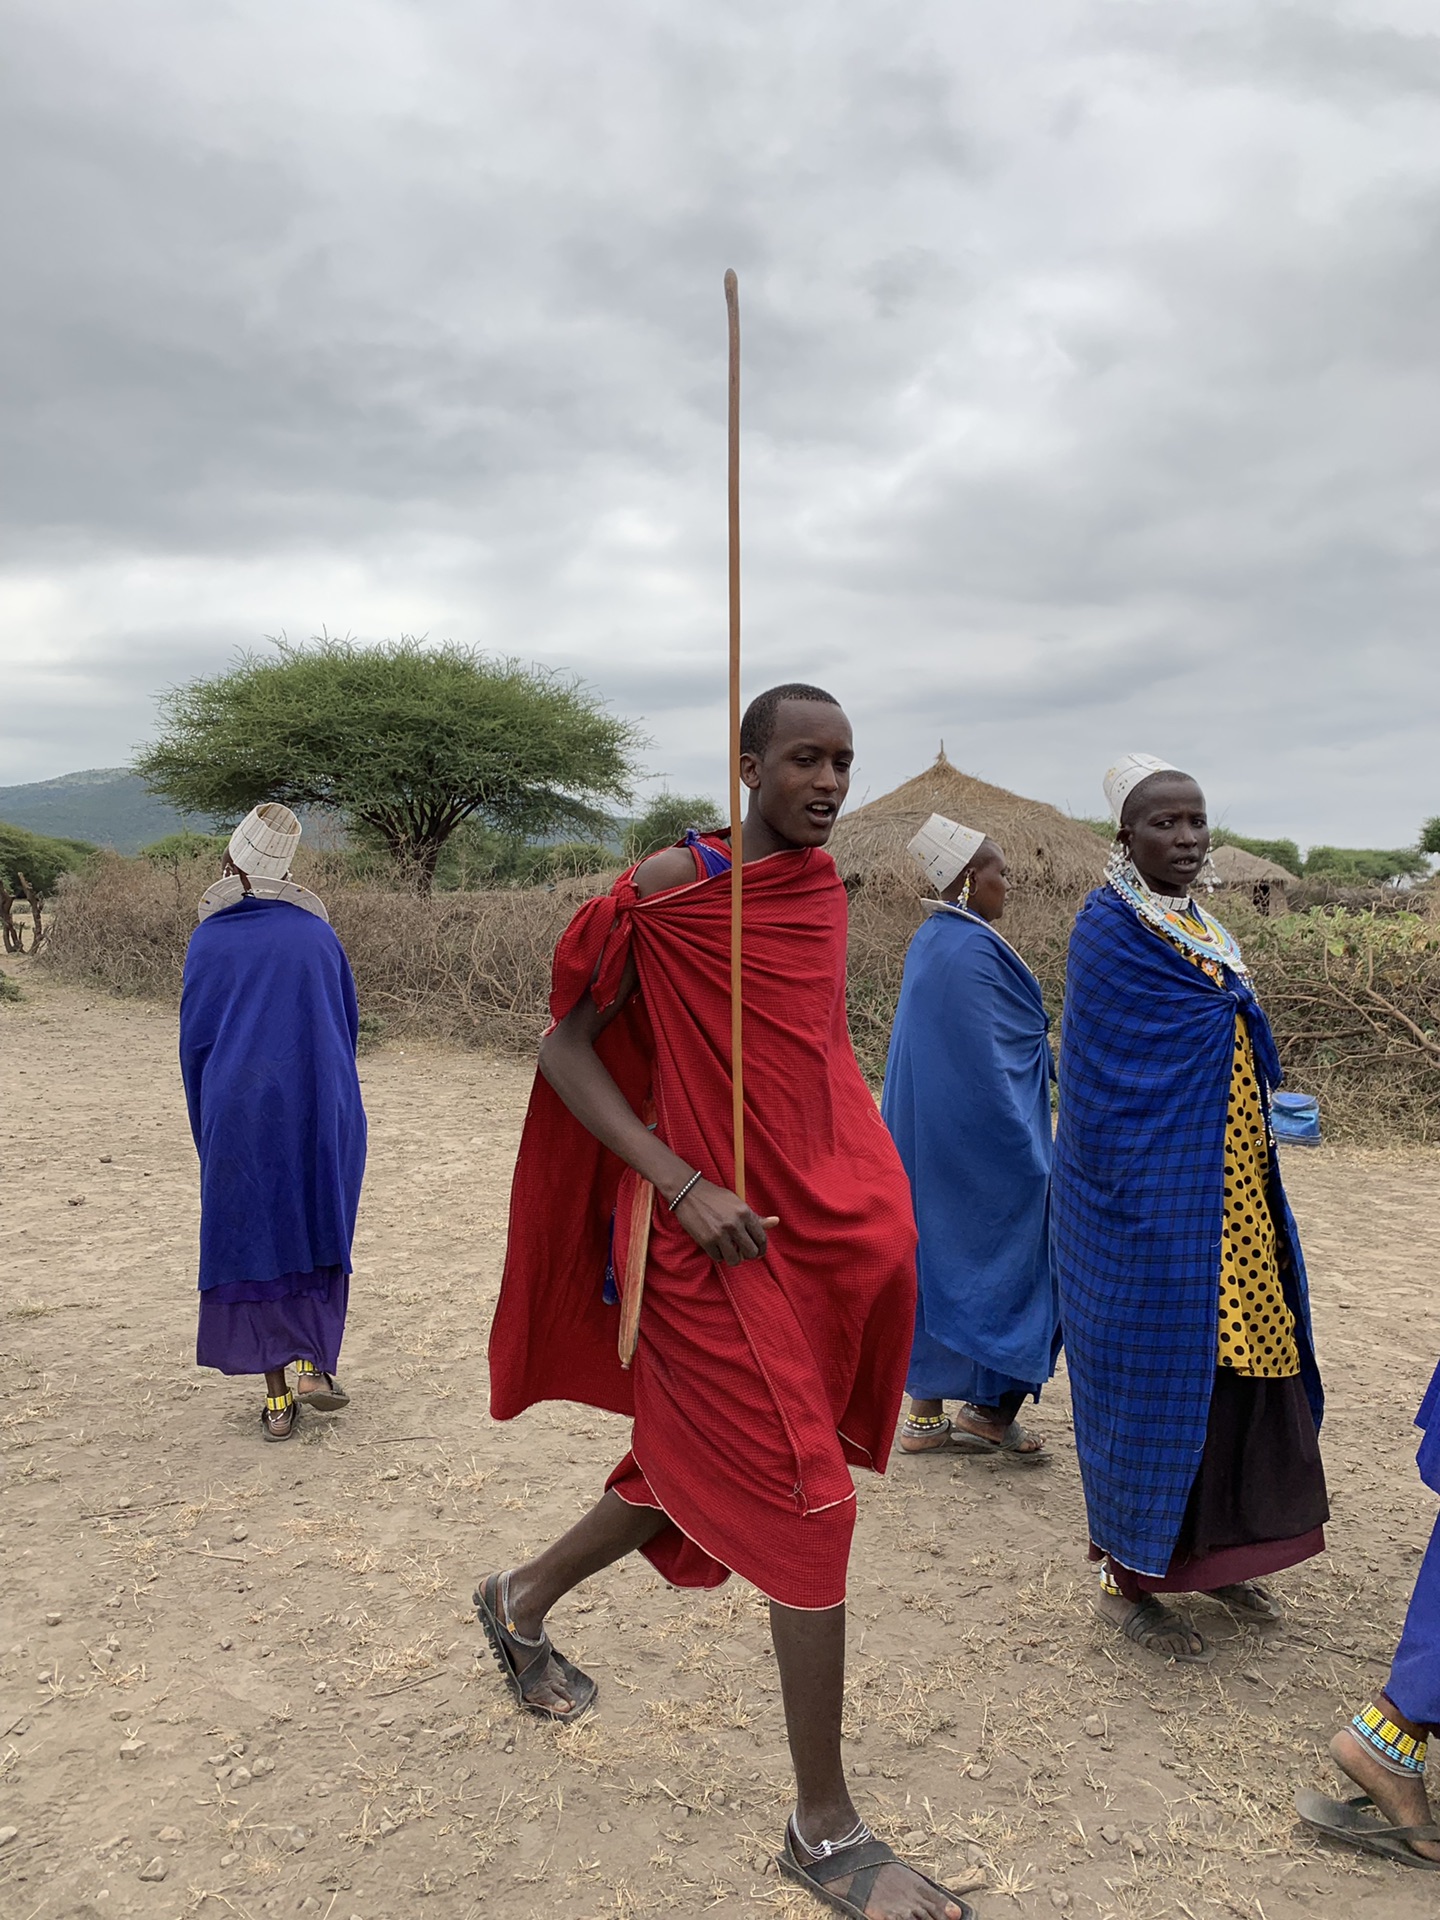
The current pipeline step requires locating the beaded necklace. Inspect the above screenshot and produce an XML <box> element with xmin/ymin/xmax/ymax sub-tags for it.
<box><xmin>1104</xmin><ymin>848</ymin><xmax>1249</xmax><ymax>984</ymax></box>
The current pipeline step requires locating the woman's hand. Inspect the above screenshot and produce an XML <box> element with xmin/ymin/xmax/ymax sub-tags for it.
<box><xmin>671</xmin><ymin>1179</ymin><xmax>779</xmax><ymax>1266</ymax></box>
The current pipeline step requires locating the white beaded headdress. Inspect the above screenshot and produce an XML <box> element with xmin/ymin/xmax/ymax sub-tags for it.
<box><xmin>1103</xmin><ymin>753</ymin><xmax>1177</xmax><ymax>825</ymax></box>
<box><xmin>227</xmin><ymin>803</ymin><xmax>301</xmax><ymax>881</ymax></box>
<box><xmin>907</xmin><ymin>814</ymin><xmax>986</xmax><ymax>893</ymax></box>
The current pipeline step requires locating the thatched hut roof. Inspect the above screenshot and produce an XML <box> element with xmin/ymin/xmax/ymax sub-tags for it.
<box><xmin>829</xmin><ymin>751</ymin><xmax>1107</xmax><ymax>895</ymax></box>
<box><xmin>1207</xmin><ymin>844</ymin><xmax>1298</xmax><ymax>886</ymax></box>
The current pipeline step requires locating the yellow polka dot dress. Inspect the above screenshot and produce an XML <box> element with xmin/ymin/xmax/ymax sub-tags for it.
<box><xmin>1151</xmin><ymin>911</ymin><xmax>1300</xmax><ymax>1381</ymax></box>
<box><xmin>1216</xmin><ymin>1018</ymin><xmax>1299</xmax><ymax>1377</ymax></box>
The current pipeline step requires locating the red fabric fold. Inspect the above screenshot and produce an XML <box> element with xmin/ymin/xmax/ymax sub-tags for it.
<box><xmin>488</xmin><ymin>843</ymin><xmax>917</xmax><ymax>1608</ymax></box>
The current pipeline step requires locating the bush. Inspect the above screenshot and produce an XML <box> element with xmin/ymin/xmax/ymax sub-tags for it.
<box><xmin>38</xmin><ymin>855</ymin><xmax>1440</xmax><ymax>1143</ymax></box>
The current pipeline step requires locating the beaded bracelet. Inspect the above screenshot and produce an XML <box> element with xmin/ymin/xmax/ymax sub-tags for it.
<box><xmin>667</xmin><ymin>1169</ymin><xmax>703</xmax><ymax>1212</ymax></box>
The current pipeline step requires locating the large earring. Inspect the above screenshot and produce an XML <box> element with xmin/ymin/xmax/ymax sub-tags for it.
<box><xmin>959</xmin><ymin>874</ymin><xmax>972</xmax><ymax>910</ymax></box>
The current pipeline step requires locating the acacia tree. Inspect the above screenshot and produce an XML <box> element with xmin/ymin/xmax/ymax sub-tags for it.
<box><xmin>1421</xmin><ymin>817</ymin><xmax>1440</xmax><ymax>857</ymax></box>
<box><xmin>135</xmin><ymin>638</ymin><xmax>641</xmax><ymax>889</ymax></box>
<box><xmin>622</xmin><ymin>791</ymin><xmax>724</xmax><ymax>863</ymax></box>
<box><xmin>0</xmin><ymin>823</ymin><xmax>95</xmax><ymax>951</ymax></box>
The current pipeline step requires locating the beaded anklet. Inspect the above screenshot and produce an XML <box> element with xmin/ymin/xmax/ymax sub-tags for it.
<box><xmin>904</xmin><ymin>1413</ymin><xmax>950</xmax><ymax>1433</ymax></box>
<box><xmin>1097</xmin><ymin>1558</ymin><xmax>1125</xmax><ymax>1600</ymax></box>
<box><xmin>1352</xmin><ymin>1703</ymin><xmax>1428</xmax><ymax>1776</ymax></box>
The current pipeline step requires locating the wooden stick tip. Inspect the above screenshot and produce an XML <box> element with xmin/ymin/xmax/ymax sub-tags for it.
<box><xmin>724</xmin><ymin>267</ymin><xmax>738</xmax><ymax>294</ymax></box>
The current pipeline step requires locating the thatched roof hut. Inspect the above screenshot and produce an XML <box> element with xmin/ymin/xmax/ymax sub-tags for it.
<box><xmin>1204</xmin><ymin>843</ymin><xmax>1297</xmax><ymax>917</ymax></box>
<box><xmin>829</xmin><ymin>751</ymin><xmax>1107</xmax><ymax>895</ymax></box>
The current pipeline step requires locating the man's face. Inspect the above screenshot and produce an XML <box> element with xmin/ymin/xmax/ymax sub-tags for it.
<box><xmin>1121</xmin><ymin>774</ymin><xmax>1210</xmax><ymax>893</ymax></box>
<box><xmin>741</xmin><ymin>700</ymin><xmax>854</xmax><ymax>847</ymax></box>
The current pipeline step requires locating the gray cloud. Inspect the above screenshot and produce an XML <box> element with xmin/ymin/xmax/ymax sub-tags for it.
<box><xmin>2</xmin><ymin>0</ymin><xmax>1437</xmax><ymax>850</ymax></box>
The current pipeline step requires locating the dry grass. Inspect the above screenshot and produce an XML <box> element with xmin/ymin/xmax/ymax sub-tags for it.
<box><xmin>39</xmin><ymin>850</ymin><xmax>1440</xmax><ymax>1141</ymax></box>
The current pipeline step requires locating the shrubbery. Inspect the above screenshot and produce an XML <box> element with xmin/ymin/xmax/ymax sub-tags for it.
<box><xmin>38</xmin><ymin>854</ymin><xmax>1440</xmax><ymax>1143</ymax></box>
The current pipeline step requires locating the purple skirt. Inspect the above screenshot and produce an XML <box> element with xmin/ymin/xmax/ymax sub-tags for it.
<box><xmin>196</xmin><ymin>1266</ymin><xmax>349</xmax><ymax>1376</ymax></box>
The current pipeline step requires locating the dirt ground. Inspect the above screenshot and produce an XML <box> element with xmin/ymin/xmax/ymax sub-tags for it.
<box><xmin>2</xmin><ymin>965</ymin><xmax>1438</xmax><ymax>1920</ymax></box>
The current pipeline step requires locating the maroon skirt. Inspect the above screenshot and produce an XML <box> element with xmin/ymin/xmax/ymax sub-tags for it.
<box><xmin>197</xmin><ymin>1267</ymin><xmax>349</xmax><ymax>1377</ymax></box>
<box><xmin>1096</xmin><ymin>1368</ymin><xmax>1328</xmax><ymax>1598</ymax></box>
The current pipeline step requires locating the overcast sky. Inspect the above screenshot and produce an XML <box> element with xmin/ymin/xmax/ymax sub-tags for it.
<box><xmin>3</xmin><ymin>0</ymin><xmax>1438</xmax><ymax>846</ymax></box>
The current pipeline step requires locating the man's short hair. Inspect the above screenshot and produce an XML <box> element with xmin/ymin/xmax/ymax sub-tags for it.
<box><xmin>739</xmin><ymin>683</ymin><xmax>842</xmax><ymax>758</ymax></box>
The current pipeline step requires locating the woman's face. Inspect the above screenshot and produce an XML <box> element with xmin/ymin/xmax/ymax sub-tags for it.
<box><xmin>1120</xmin><ymin>774</ymin><xmax>1209</xmax><ymax>894</ymax></box>
<box><xmin>945</xmin><ymin>842</ymin><xmax>1009</xmax><ymax>922</ymax></box>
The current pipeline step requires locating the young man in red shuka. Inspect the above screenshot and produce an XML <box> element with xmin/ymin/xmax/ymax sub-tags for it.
<box><xmin>483</xmin><ymin>687</ymin><xmax>972</xmax><ymax>1920</ymax></box>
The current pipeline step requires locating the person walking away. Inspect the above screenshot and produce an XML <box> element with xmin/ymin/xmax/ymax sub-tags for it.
<box><xmin>882</xmin><ymin>814</ymin><xmax>1057</xmax><ymax>1464</ymax></box>
<box><xmin>483</xmin><ymin>687</ymin><xmax>974</xmax><ymax>1920</ymax></box>
<box><xmin>1052</xmin><ymin>755</ymin><xmax>1327</xmax><ymax>1663</ymax></box>
<box><xmin>1297</xmin><ymin>1352</ymin><xmax>1440</xmax><ymax>1867</ymax></box>
<box><xmin>181</xmin><ymin>804</ymin><xmax>367</xmax><ymax>1440</ymax></box>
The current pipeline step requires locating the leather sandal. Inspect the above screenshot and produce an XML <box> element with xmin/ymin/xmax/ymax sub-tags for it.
<box><xmin>473</xmin><ymin>1572</ymin><xmax>597</xmax><ymax>1724</ymax></box>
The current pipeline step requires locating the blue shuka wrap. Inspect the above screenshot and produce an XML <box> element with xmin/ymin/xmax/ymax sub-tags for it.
<box><xmin>1388</xmin><ymin>1357</ymin><xmax>1440</xmax><ymax>1724</ymax></box>
<box><xmin>881</xmin><ymin>906</ymin><xmax>1059</xmax><ymax>1393</ymax></box>
<box><xmin>180</xmin><ymin>898</ymin><xmax>367</xmax><ymax>1291</ymax></box>
<box><xmin>1052</xmin><ymin>884</ymin><xmax>1322</xmax><ymax>1577</ymax></box>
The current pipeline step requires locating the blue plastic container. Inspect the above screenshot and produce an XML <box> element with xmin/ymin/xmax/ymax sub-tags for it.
<box><xmin>1271</xmin><ymin>1090</ymin><xmax>1321</xmax><ymax>1147</ymax></box>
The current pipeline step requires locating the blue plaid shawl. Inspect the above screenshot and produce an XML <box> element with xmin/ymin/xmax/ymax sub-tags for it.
<box><xmin>1052</xmin><ymin>884</ymin><xmax>1323</xmax><ymax>1576</ymax></box>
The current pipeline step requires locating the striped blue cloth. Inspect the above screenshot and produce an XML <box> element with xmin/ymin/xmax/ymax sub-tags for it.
<box><xmin>1052</xmin><ymin>884</ymin><xmax>1323</xmax><ymax>1576</ymax></box>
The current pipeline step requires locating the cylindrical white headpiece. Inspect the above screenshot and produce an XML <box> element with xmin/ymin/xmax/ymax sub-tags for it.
<box><xmin>907</xmin><ymin>813</ymin><xmax>987</xmax><ymax>893</ymax></box>
<box><xmin>1103</xmin><ymin>753</ymin><xmax>1177</xmax><ymax>825</ymax></box>
<box><xmin>228</xmin><ymin>803</ymin><xmax>302</xmax><ymax>881</ymax></box>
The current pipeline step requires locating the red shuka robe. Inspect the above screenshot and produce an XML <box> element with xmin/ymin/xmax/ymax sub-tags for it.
<box><xmin>487</xmin><ymin>838</ymin><xmax>917</xmax><ymax>1609</ymax></box>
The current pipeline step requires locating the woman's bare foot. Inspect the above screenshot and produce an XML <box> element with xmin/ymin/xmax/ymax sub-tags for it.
<box><xmin>951</xmin><ymin>1403</ymin><xmax>1045</xmax><ymax>1457</ymax></box>
<box><xmin>1330</xmin><ymin>1723</ymin><xmax>1440</xmax><ymax>1862</ymax></box>
<box><xmin>899</xmin><ymin>1400</ymin><xmax>952</xmax><ymax>1454</ymax></box>
<box><xmin>1096</xmin><ymin>1588</ymin><xmax>1209</xmax><ymax>1661</ymax></box>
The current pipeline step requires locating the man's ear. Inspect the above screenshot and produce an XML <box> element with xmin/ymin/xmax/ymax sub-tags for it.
<box><xmin>739</xmin><ymin>749</ymin><xmax>762</xmax><ymax>793</ymax></box>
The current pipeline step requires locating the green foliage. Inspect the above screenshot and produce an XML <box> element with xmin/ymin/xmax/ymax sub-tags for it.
<box><xmin>0</xmin><ymin>820</ymin><xmax>97</xmax><ymax>896</ymax></box>
<box><xmin>1074</xmin><ymin>815</ymin><xmax>1116</xmax><ymax>841</ymax></box>
<box><xmin>622</xmin><ymin>791</ymin><xmax>725</xmax><ymax>864</ymax></box>
<box><xmin>139</xmin><ymin>830</ymin><xmax>232</xmax><ymax>867</ymax></box>
<box><xmin>134</xmin><ymin>635</ymin><xmax>641</xmax><ymax>886</ymax></box>
<box><xmin>1420</xmin><ymin>816</ymin><xmax>1440</xmax><ymax>857</ymax></box>
<box><xmin>1301</xmin><ymin>844</ymin><xmax>1429</xmax><ymax>884</ymax></box>
<box><xmin>0</xmin><ymin>969</ymin><xmax>22</xmax><ymax>1004</ymax></box>
<box><xmin>432</xmin><ymin>818</ymin><xmax>619</xmax><ymax>890</ymax></box>
<box><xmin>1211</xmin><ymin>829</ymin><xmax>1302</xmax><ymax>876</ymax></box>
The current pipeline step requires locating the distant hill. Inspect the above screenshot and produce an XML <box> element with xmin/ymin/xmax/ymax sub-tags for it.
<box><xmin>0</xmin><ymin>769</ymin><xmax>208</xmax><ymax>854</ymax></box>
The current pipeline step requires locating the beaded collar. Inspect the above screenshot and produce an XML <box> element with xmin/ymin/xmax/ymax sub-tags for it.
<box><xmin>1104</xmin><ymin>849</ymin><xmax>1249</xmax><ymax>983</ymax></box>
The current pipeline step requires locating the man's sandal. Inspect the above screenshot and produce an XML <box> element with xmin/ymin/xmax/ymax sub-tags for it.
<box><xmin>261</xmin><ymin>1389</ymin><xmax>297</xmax><ymax>1441</ymax></box>
<box><xmin>1295</xmin><ymin>1789</ymin><xmax>1440</xmax><ymax>1870</ymax></box>
<box><xmin>294</xmin><ymin>1360</ymin><xmax>349</xmax><ymax>1411</ymax></box>
<box><xmin>777</xmin><ymin>1816</ymin><xmax>976</xmax><ymax>1920</ymax></box>
<box><xmin>473</xmin><ymin>1572</ymin><xmax>597</xmax><ymax>1725</ymax></box>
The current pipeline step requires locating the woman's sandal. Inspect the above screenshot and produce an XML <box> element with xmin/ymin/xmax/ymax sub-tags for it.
<box><xmin>899</xmin><ymin>1413</ymin><xmax>953</xmax><ymax>1454</ymax></box>
<box><xmin>473</xmin><ymin>1572</ymin><xmax>597</xmax><ymax>1725</ymax></box>
<box><xmin>261</xmin><ymin>1389</ymin><xmax>298</xmax><ymax>1441</ymax></box>
<box><xmin>950</xmin><ymin>1409</ymin><xmax>1047</xmax><ymax>1465</ymax></box>
<box><xmin>777</xmin><ymin>1815</ymin><xmax>977</xmax><ymax>1920</ymax></box>
<box><xmin>1295</xmin><ymin>1788</ymin><xmax>1440</xmax><ymax>1870</ymax></box>
<box><xmin>1103</xmin><ymin>1592</ymin><xmax>1213</xmax><ymax>1664</ymax></box>
<box><xmin>294</xmin><ymin>1361</ymin><xmax>350</xmax><ymax>1411</ymax></box>
<box><xmin>1207</xmin><ymin>1580</ymin><xmax>1281</xmax><ymax>1622</ymax></box>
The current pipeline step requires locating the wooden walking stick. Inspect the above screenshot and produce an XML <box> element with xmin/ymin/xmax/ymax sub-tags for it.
<box><xmin>618</xmin><ymin>270</ymin><xmax>758</xmax><ymax>1370</ymax></box>
<box><xmin>725</xmin><ymin>267</ymin><xmax>745</xmax><ymax>1201</ymax></box>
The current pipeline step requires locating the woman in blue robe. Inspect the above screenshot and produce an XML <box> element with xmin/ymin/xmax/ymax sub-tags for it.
<box><xmin>881</xmin><ymin>815</ymin><xmax>1058</xmax><ymax>1462</ymax></box>
<box><xmin>180</xmin><ymin>804</ymin><xmax>368</xmax><ymax>1440</ymax></box>
<box><xmin>1298</xmin><ymin>1358</ymin><xmax>1440</xmax><ymax>1865</ymax></box>
<box><xmin>1054</xmin><ymin>756</ymin><xmax>1326</xmax><ymax>1663</ymax></box>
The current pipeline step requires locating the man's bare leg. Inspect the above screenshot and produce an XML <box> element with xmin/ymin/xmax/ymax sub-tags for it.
<box><xmin>483</xmin><ymin>1489</ymin><xmax>668</xmax><ymax>1714</ymax></box>
<box><xmin>771</xmin><ymin>1601</ymin><xmax>964</xmax><ymax>1920</ymax></box>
